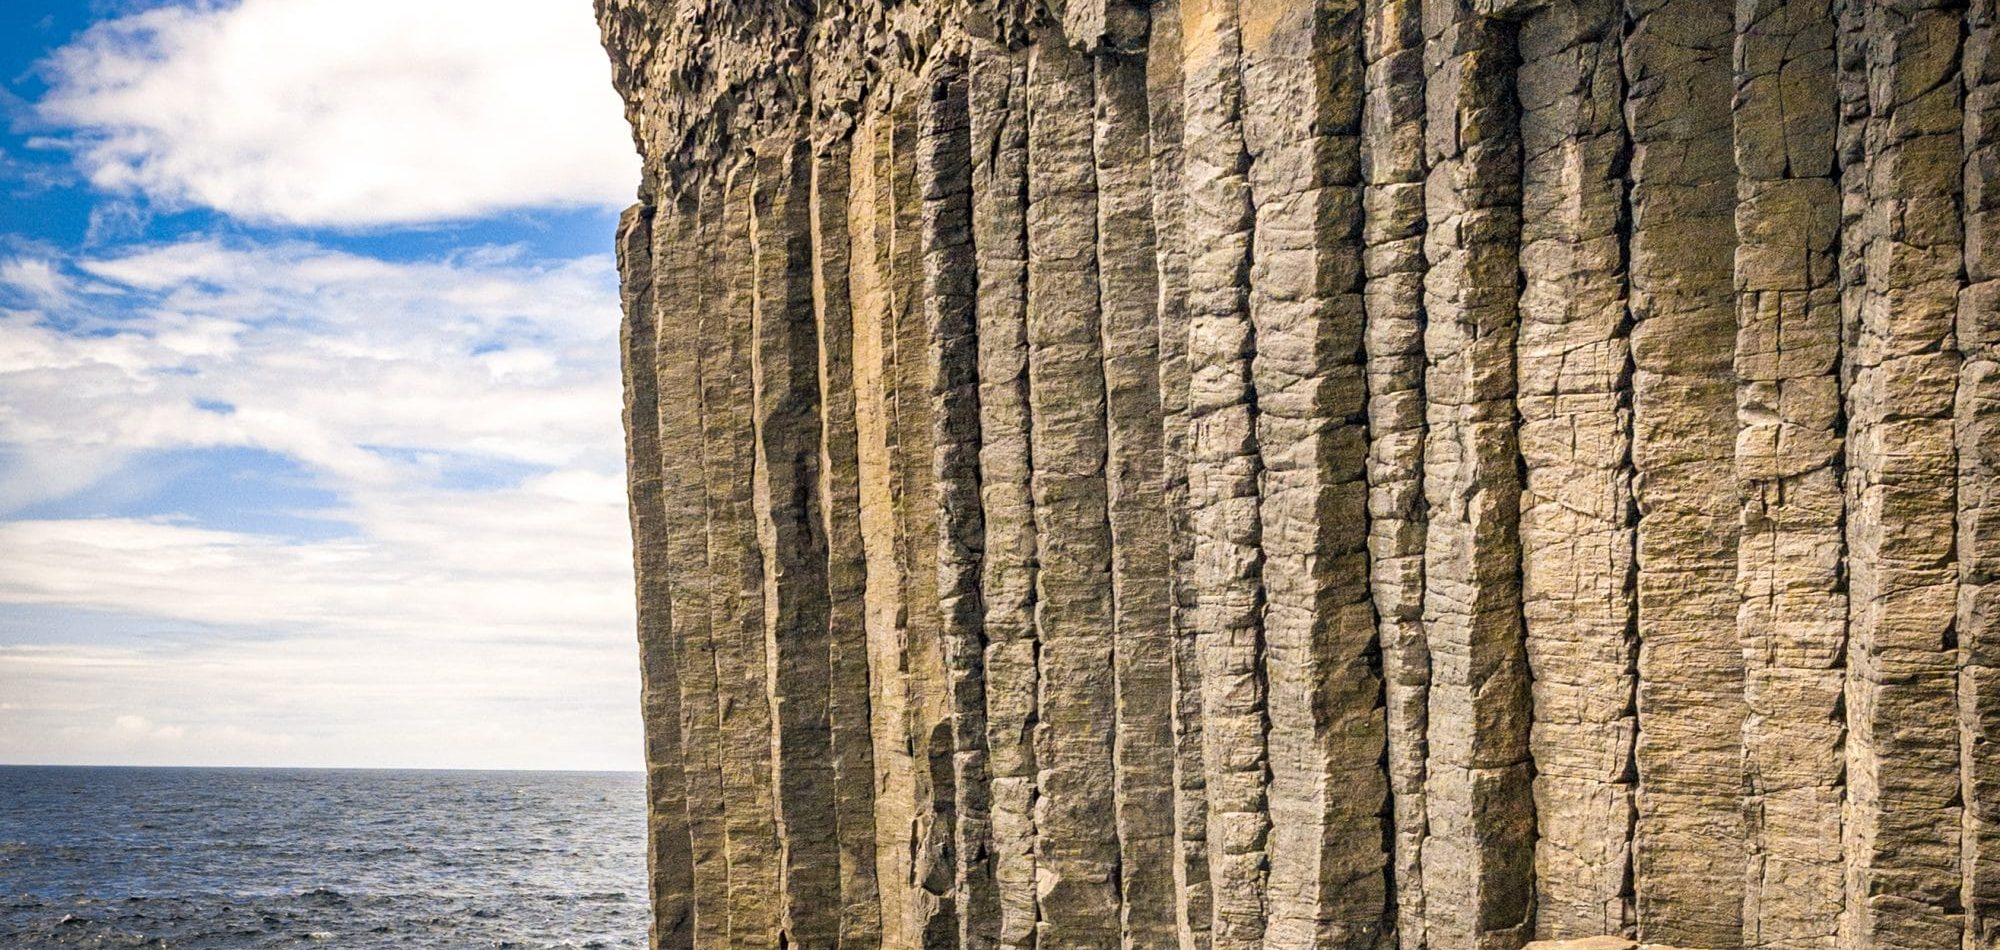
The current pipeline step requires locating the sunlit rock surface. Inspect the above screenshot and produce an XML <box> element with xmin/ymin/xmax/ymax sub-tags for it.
<box><xmin>597</xmin><ymin>1</ymin><xmax>2000</xmax><ymax>946</ymax></box>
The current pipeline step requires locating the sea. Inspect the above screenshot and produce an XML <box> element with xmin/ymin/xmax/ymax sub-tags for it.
<box><xmin>0</xmin><ymin>766</ymin><xmax>649</xmax><ymax>949</ymax></box>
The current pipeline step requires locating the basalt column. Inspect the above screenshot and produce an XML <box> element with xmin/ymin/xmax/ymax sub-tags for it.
<box><xmin>601</xmin><ymin>2</ymin><xmax>2000</xmax><ymax>947</ymax></box>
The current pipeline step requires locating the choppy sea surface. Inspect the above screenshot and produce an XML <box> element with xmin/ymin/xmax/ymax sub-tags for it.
<box><xmin>0</xmin><ymin>766</ymin><xmax>647</xmax><ymax>949</ymax></box>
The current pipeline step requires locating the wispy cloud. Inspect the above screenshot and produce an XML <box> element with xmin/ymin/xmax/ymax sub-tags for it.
<box><xmin>34</xmin><ymin>0</ymin><xmax>639</xmax><ymax>226</ymax></box>
<box><xmin>1</xmin><ymin>237</ymin><xmax>624</xmax><ymax>506</ymax></box>
<box><xmin>0</xmin><ymin>0</ymin><xmax>644</xmax><ymax>770</ymax></box>
<box><xmin>0</xmin><ymin>635</ymin><xmax>638</xmax><ymax>769</ymax></box>
<box><xmin>0</xmin><ymin>257</ymin><xmax>72</xmax><ymax>305</ymax></box>
<box><xmin>0</xmin><ymin>236</ymin><xmax>639</xmax><ymax>768</ymax></box>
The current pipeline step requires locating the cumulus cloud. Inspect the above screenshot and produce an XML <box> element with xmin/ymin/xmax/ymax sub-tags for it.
<box><xmin>0</xmin><ymin>237</ymin><xmax>624</xmax><ymax>504</ymax></box>
<box><xmin>0</xmin><ymin>236</ymin><xmax>639</xmax><ymax>769</ymax></box>
<box><xmin>36</xmin><ymin>0</ymin><xmax>639</xmax><ymax>226</ymax></box>
<box><xmin>1</xmin><ymin>0</ymin><xmax>647</xmax><ymax>770</ymax></box>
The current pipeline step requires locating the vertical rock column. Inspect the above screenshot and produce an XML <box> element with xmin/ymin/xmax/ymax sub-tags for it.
<box><xmin>1239</xmin><ymin>1</ymin><xmax>1391</xmax><ymax>946</ymax></box>
<box><xmin>1964</xmin><ymin>0</ymin><xmax>2000</xmax><ymax>938</ymax></box>
<box><xmin>1178</xmin><ymin>0</ymin><xmax>1270</xmax><ymax>945</ymax></box>
<box><xmin>621</xmin><ymin>201</ymin><xmax>697</xmax><ymax>950</ymax></box>
<box><xmin>750</xmin><ymin>135</ymin><xmax>842</xmax><ymax>949</ymax></box>
<box><xmin>1841</xmin><ymin>3</ymin><xmax>1965</xmax><ymax>946</ymax></box>
<box><xmin>700</xmin><ymin>166</ymin><xmax>784</xmax><ymax>950</ymax></box>
<box><xmin>892</xmin><ymin>84</ymin><xmax>958</xmax><ymax>948</ymax></box>
<box><xmin>920</xmin><ymin>62</ymin><xmax>996</xmax><ymax>950</ymax></box>
<box><xmin>810</xmin><ymin>137</ymin><xmax>887</xmax><ymax>950</ymax></box>
<box><xmin>653</xmin><ymin>190</ymin><xmax>733</xmax><ymax>949</ymax></box>
<box><xmin>1024</xmin><ymin>35</ymin><xmax>1121</xmax><ymax>950</ymax></box>
<box><xmin>1622</xmin><ymin>1</ymin><xmax>1746</xmax><ymax>944</ymax></box>
<box><xmin>850</xmin><ymin>104</ymin><xmax>921</xmax><ymax>950</ymax></box>
<box><xmin>969</xmin><ymin>38</ymin><xmax>1041</xmax><ymax>950</ymax></box>
<box><xmin>1361</xmin><ymin>1</ymin><xmax>1431</xmax><ymax>943</ymax></box>
<box><xmin>1512</xmin><ymin>0</ymin><xmax>1635</xmax><ymax>939</ymax></box>
<box><xmin>599</xmin><ymin>6</ymin><xmax>2000</xmax><ymax>949</ymax></box>
<box><xmin>1091</xmin><ymin>31</ymin><xmax>1180</xmax><ymax>950</ymax></box>
<box><xmin>1143</xmin><ymin>5</ymin><xmax>1215</xmax><ymax>946</ymax></box>
<box><xmin>1731</xmin><ymin>2</ymin><xmax>1845</xmax><ymax>946</ymax></box>
<box><xmin>1419</xmin><ymin>1</ymin><xmax>1533</xmax><ymax>947</ymax></box>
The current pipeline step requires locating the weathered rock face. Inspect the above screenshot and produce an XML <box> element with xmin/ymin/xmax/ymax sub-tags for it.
<box><xmin>599</xmin><ymin>0</ymin><xmax>2000</xmax><ymax>947</ymax></box>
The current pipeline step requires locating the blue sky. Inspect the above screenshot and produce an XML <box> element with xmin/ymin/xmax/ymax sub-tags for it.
<box><xmin>0</xmin><ymin>0</ymin><xmax>645</xmax><ymax>769</ymax></box>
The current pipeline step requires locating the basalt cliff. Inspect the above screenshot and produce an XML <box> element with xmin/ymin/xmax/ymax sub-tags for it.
<box><xmin>598</xmin><ymin>1</ymin><xmax>2000</xmax><ymax>947</ymax></box>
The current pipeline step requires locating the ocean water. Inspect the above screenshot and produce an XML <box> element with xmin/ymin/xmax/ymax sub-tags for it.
<box><xmin>0</xmin><ymin>766</ymin><xmax>648</xmax><ymax>949</ymax></box>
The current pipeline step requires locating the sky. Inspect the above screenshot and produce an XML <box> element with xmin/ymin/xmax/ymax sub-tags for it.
<box><xmin>0</xmin><ymin>0</ymin><xmax>647</xmax><ymax>770</ymax></box>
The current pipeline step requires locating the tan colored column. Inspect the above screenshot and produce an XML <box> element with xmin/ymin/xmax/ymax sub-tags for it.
<box><xmin>621</xmin><ymin>201</ymin><xmax>696</xmax><ymax>950</ymax></box>
<box><xmin>1239</xmin><ymin>1</ymin><xmax>1391</xmax><ymax>946</ymax></box>
<box><xmin>810</xmin><ymin>137</ymin><xmax>885</xmax><ymax>950</ymax></box>
<box><xmin>700</xmin><ymin>166</ymin><xmax>783</xmax><ymax>950</ymax></box>
<box><xmin>655</xmin><ymin>189</ymin><xmax>731</xmax><ymax>949</ymax></box>
<box><xmin>919</xmin><ymin>62</ymin><xmax>995</xmax><ymax>950</ymax></box>
<box><xmin>1419</xmin><ymin>2</ymin><xmax>1534</xmax><ymax>946</ymax></box>
<box><xmin>1622</xmin><ymin>1</ymin><xmax>1746</xmax><ymax>944</ymax></box>
<box><xmin>1731</xmin><ymin>3</ymin><xmax>1843</xmax><ymax>946</ymax></box>
<box><xmin>888</xmin><ymin>81</ymin><xmax>958</xmax><ymax>950</ymax></box>
<box><xmin>1840</xmin><ymin>3</ymin><xmax>1965</xmax><ymax>946</ymax></box>
<box><xmin>1144</xmin><ymin>6</ymin><xmax>1215</xmax><ymax>947</ymax></box>
<box><xmin>1964</xmin><ymin>0</ymin><xmax>2000</xmax><ymax>940</ymax></box>
<box><xmin>1093</xmin><ymin>37</ymin><xmax>1179</xmax><ymax>950</ymax></box>
<box><xmin>1361</xmin><ymin>1</ymin><xmax>1431</xmax><ymax>943</ymax></box>
<box><xmin>850</xmin><ymin>105</ymin><xmax>920</xmax><ymax>950</ymax></box>
<box><xmin>969</xmin><ymin>38</ymin><xmax>1041</xmax><ymax>950</ymax></box>
<box><xmin>1514</xmin><ymin>0</ymin><xmax>1634</xmax><ymax>939</ymax></box>
<box><xmin>749</xmin><ymin>135</ymin><xmax>841</xmax><ymax>949</ymax></box>
<box><xmin>1179</xmin><ymin>0</ymin><xmax>1270</xmax><ymax>944</ymax></box>
<box><xmin>1025</xmin><ymin>35</ymin><xmax>1121</xmax><ymax>950</ymax></box>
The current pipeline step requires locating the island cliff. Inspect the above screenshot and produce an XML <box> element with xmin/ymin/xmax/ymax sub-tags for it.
<box><xmin>597</xmin><ymin>1</ymin><xmax>2000</xmax><ymax>947</ymax></box>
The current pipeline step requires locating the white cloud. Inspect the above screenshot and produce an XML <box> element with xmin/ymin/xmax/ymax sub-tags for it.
<box><xmin>0</xmin><ymin>638</ymin><xmax>638</xmax><ymax>769</ymax></box>
<box><xmin>0</xmin><ymin>236</ymin><xmax>640</xmax><ymax>769</ymax></box>
<box><xmin>0</xmin><ymin>503</ymin><xmax>641</xmax><ymax>770</ymax></box>
<box><xmin>0</xmin><ymin>257</ymin><xmax>71</xmax><ymax>305</ymax></box>
<box><xmin>36</xmin><ymin>0</ymin><xmax>639</xmax><ymax>226</ymax></box>
<box><xmin>0</xmin><ymin>238</ymin><xmax>624</xmax><ymax>502</ymax></box>
<box><xmin>0</xmin><ymin>501</ymin><xmax>632</xmax><ymax>639</ymax></box>
<box><xmin>113</xmin><ymin>713</ymin><xmax>186</xmax><ymax>740</ymax></box>
<box><xmin>0</xmin><ymin>0</ymin><xmax>648</xmax><ymax>771</ymax></box>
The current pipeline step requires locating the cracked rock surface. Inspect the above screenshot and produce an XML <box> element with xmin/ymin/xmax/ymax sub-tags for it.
<box><xmin>602</xmin><ymin>0</ymin><xmax>2000</xmax><ymax>946</ymax></box>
